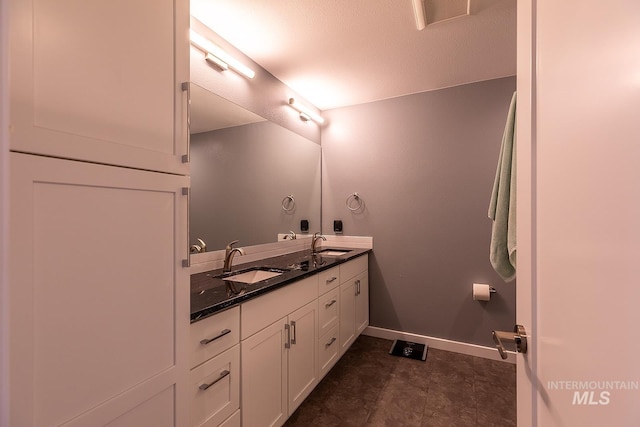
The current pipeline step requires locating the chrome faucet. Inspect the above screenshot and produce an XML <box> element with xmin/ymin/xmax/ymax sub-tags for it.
<box><xmin>190</xmin><ymin>238</ymin><xmax>207</xmax><ymax>254</ymax></box>
<box><xmin>223</xmin><ymin>240</ymin><xmax>245</xmax><ymax>272</ymax></box>
<box><xmin>311</xmin><ymin>232</ymin><xmax>326</xmax><ymax>255</ymax></box>
<box><xmin>283</xmin><ymin>230</ymin><xmax>297</xmax><ymax>240</ymax></box>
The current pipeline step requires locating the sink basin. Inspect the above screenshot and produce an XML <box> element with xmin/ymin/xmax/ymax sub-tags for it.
<box><xmin>316</xmin><ymin>249</ymin><xmax>352</xmax><ymax>256</ymax></box>
<box><xmin>221</xmin><ymin>267</ymin><xmax>286</xmax><ymax>284</ymax></box>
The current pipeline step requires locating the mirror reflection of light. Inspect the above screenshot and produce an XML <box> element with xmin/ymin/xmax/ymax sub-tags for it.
<box><xmin>286</xmin><ymin>75</ymin><xmax>350</xmax><ymax>111</ymax></box>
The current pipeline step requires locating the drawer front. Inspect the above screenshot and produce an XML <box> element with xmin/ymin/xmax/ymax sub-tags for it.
<box><xmin>190</xmin><ymin>306</ymin><xmax>240</xmax><ymax>369</ymax></box>
<box><xmin>318</xmin><ymin>325</ymin><xmax>340</xmax><ymax>380</ymax></box>
<box><xmin>318</xmin><ymin>289</ymin><xmax>339</xmax><ymax>337</ymax></box>
<box><xmin>339</xmin><ymin>255</ymin><xmax>368</xmax><ymax>283</ymax></box>
<box><xmin>317</xmin><ymin>266</ymin><xmax>340</xmax><ymax>295</ymax></box>
<box><xmin>241</xmin><ymin>275</ymin><xmax>318</xmax><ymax>339</ymax></box>
<box><xmin>190</xmin><ymin>344</ymin><xmax>240</xmax><ymax>427</ymax></box>
<box><xmin>218</xmin><ymin>409</ymin><xmax>240</xmax><ymax>427</ymax></box>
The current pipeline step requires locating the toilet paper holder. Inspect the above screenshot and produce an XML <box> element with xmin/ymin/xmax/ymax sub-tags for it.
<box><xmin>472</xmin><ymin>283</ymin><xmax>497</xmax><ymax>301</ymax></box>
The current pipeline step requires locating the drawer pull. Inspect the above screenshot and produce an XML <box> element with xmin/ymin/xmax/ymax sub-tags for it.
<box><xmin>199</xmin><ymin>370</ymin><xmax>230</xmax><ymax>391</ymax></box>
<box><xmin>200</xmin><ymin>328</ymin><xmax>231</xmax><ymax>345</ymax></box>
<box><xmin>325</xmin><ymin>337</ymin><xmax>337</xmax><ymax>348</ymax></box>
<box><xmin>325</xmin><ymin>299</ymin><xmax>337</xmax><ymax>308</ymax></box>
<box><xmin>326</xmin><ymin>276</ymin><xmax>337</xmax><ymax>284</ymax></box>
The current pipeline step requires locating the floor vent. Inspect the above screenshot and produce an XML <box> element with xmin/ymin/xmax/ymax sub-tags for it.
<box><xmin>389</xmin><ymin>340</ymin><xmax>428</xmax><ymax>361</ymax></box>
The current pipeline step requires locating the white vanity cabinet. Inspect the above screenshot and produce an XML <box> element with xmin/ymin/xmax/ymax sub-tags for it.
<box><xmin>339</xmin><ymin>256</ymin><xmax>370</xmax><ymax>356</ymax></box>
<box><xmin>240</xmin><ymin>276</ymin><xmax>319</xmax><ymax>427</ymax></box>
<box><xmin>189</xmin><ymin>307</ymin><xmax>241</xmax><ymax>427</ymax></box>
<box><xmin>9</xmin><ymin>153</ymin><xmax>190</xmax><ymax>426</ymax></box>
<box><xmin>9</xmin><ymin>0</ymin><xmax>189</xmax><ymax>175</ymax></box>
<box><xmin>7</xmin><ymin>1</ymin><xmax>190</xmax><ymax>426</ymax></box>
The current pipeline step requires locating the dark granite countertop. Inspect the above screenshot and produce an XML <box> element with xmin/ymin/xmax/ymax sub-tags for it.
<box><xmin>191</xmin><ymin>247</ymin><xmax>371</xmax><ymax>323</ymax></box>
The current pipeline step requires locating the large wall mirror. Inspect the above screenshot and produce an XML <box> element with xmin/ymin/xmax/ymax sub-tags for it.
<box><xmin>189</xmin><ymin>83</ymin><xmax>322</xmax><ymax>252</ymax></box>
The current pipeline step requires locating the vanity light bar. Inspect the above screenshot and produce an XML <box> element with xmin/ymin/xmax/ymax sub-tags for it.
<box><xmin>190</xmin><ymin>30</ymin><xmax>256</xmax><ymax>79</ymax></box>
<box><xmin>288</xmin><ymin>98</ymin><xmax>325</xmax><ymax>124</ymax></box>
<box><xmin>412</xmin><ymin>0</ymin><xmax>427</xmax><ymax>31</ymax></box>
<box><xmin>205</xmin><ymin>53</ymin><xmax>229</xmax><ymax>71</ymax></box>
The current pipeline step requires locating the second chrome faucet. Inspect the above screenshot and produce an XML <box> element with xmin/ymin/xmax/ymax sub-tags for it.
<box><xmin>311</xmin><ymin>232</ymin><xmax>326</xmax><ymax>255</ymax></box>
<box><xmin>223</xmin><ymin>240</ymin><xmax>245</xmax><ymax>272</ymax></box>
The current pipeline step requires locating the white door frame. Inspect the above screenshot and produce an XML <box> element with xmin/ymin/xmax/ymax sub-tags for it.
<box><xmin>516</xmin><ymin>0</ymin><xmax>536</xmax><ymax>425</ymax></box>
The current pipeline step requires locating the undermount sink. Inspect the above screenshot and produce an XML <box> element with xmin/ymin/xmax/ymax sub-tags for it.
<box><xmin>316</xmin><ymin>249</ymin><xmax>352</xmax><ymax>256</ymax></box>
<box><xmin>220</xmin><ymin>267</ymin><xmax>287</xmax><ymax>284</ymax></box>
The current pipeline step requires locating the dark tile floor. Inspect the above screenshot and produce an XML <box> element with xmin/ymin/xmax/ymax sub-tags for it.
<box><xmin>284</xmin><ymin>335</ymin><xmax>516</xmax><ymax>427</ymax></box>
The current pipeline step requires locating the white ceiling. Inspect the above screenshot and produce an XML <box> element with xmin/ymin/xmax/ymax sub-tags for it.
<box><xmin>190</xmin><ymin>0</ymin><xmax>516</xmax><ymax>111</ymax></box>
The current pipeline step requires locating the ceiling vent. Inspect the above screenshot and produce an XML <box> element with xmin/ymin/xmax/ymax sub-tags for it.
<box><xmin>413</xmin><ymin>0</ymin><xmax>471</xmax><ymax>30</ymax></box>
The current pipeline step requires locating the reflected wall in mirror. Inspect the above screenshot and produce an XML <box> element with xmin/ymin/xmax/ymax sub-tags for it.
<box><xmin>189</xmin><ymin>83</ymin><xmax>322</xmax><ymax>251</ymax></box>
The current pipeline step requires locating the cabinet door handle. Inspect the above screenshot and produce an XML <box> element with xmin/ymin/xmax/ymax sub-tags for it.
<box><xmin>200</xmin><ymin>328</ymin><xmax>231</xmax><ymax>345</ymax></box>
<box><xmin>326</xmin><ymin>276</ymin><xmax>337</xmax><ymax>284</ymax></box>
<box><xmin>355</xmin><ymin>279</ymin><xmax>360</xmax><ymax>296</ymax></box>
<box><xmin>199</xmin><ymin>369</ymin><xmax>230</xmax><ymax>391</ymax></box>
<box><xmin>325</xmin><ymin>337</ymin><xmax>337</xmax><ymax>348</ymax></box>
<box><xmin>181</xmin><ymin>81</ymin><xmax>191</xmax><ymax>163</ymax></box>
<box><xmin>290</xmin><ymin>320</ymin><xmax>297</xmax><ymax>345</ymax></box>
<box><xmin>284</xmin><ymin>323</ymin><xmax>291</xmax><ymax>349</ymax></box>
<box><xmin>357</xmin><ymin>279</ymin><xmax>361</xmax><ymax>295</ymax></box>
<box><xmin>325</xmin><ymin>299</ymin><xmax>337</xmax><ymax>308</ymax></box>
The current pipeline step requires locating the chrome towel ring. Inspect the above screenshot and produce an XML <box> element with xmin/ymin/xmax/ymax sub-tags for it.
<box><xmin>282</xmin><ymin>194</ymin><xmax>296</xmax><ymax>212</ymax></box>
<box><xmin>346</xmin><ymin>192</ymin><xmax>364</xmax><ymax>212</ymax></box>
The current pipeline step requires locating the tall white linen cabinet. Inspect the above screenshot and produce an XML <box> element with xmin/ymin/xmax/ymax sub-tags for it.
<box><xmin>7</xmin><ymin>0</ymin><xmax>191</xmax><ymax>426</ymax></box>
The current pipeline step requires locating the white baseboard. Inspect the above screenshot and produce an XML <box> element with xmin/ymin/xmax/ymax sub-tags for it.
<box><xmin>363</xmin><ymin>326</ymin><xmax>516</xmax><ymax>364</ymax></box>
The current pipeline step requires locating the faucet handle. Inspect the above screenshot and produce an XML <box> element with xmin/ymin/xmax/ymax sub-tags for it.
<box><xmin>226</xmin><ymin>240</ymin><xmax>240</xmax><ymax>251</ymax></box>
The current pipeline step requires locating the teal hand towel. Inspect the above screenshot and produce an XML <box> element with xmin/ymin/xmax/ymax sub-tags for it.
<box><xmin>488</xmin><ymin>92</ymin><xmax>517</xmax><ymax>282</ymax></box>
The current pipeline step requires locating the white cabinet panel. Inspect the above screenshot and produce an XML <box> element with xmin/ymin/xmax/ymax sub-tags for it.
<box><xmin>9</xmin><ymin>153</ymin><xmax>189</xmax><ymax>426</ymax></box>
<box><xmin>339</xmin><ymin>256</ymin><xmax>369</xmax><ymax>356</ymax></box>
<box><xmin>317</xmin><ymin>266</ymin><xmax>340</xmax><ymax>295</ymax></box>
<box><xmin>339</xmin><ymin>279</ymin><xmax>357</xmax><ymax>356</ymax></box>
<box><xmin>9</xmin><ymin>0</ymin><xmax>189</xmax><ymax>174</ymax></box>
<box><xmin>218</xmin><ymin>410</ymin><xmax>240</xmax><ymax>427</ymax></box>
<box><xmin>339</xmin><ymin>255</ymin><xmax>367</xmax><ymax>283</ymax></box>
<box><xmin>190</xmin><ymin>345</ymin><xmax>240</xmax><ymax>427</ymax></box>
<box><xmin>318</xmin><ymin>325</ymin><xmax>340</xmax><ymax>380</ymax></box>
<box><xmin>241</xmin><ymin>275</ymin><xmax>318</xmax><ymax>339</ymax></box>
<box><xmin>318</xmin><ymin>288</ymin><xmax>339</xmax><ymax>337</ymax></box>
<box><xmin>355</xmin><ymin>272</ymin><xmax>369</xmax><ymax>336</ymax></box>
<box><xmin>105</xmin><ymin>386</ymin><xmax>175</xmax><ymax>427</ymax></box>
<box><xmin>241</xmin><ymin>320</ymin><xmax>288</xmax><ymax>427</ymax></box>
<box><xmin>287</xmin><ymin>301</ymin><xmax>318</xmax><ymax>416</ymax></box>
<box><xmin>190</xmin><ymin>307</ymin><xmax>240</xmax><ymax>369</ymax></box>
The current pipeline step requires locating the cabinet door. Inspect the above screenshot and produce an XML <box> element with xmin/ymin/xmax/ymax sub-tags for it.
<box><xmin>287</xmin><ymin>300</ymin><xmax>318</xmax><ymax>416</ymax></box>
<box><xmin>8</xmin><ymin>153</ymin><xmax>189</xmax><ymax>426</ymax></box>
<box><xmin>9</xmin><ymin>0</ymin><xmax>189</xmax><ymax>174</ymax></box>
<box><xmin>339</xmin><ymin>280</ymin><xmax>357</xmax><ymax>356</ymax></box>
<box><xmin>241</xmin><ymin>319</ymin><xmax>288</xmax><ymax>427</ymax></box>
<box><xmin>355</xmin><ymin>272</ymin><xmax>369</xmax><ymax>336</ymax></box>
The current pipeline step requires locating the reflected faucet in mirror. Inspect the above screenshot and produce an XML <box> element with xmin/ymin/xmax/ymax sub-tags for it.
<box><xmin>223</xmin><ymin>240</ymin><xmax>246</xmax><ymax>272</ymax></box>
<box><xmin>284</xmin><ymin>230</ymin><xmax>297</xmax><ymax>240</ymax></box>
<box><xmin>190</xmin><ymin>238</ymin><xmax>207</xmax><ymax>254</ymax></box>
<box><xmin>311</xmin><ymin>232</ymin><xmax>326</xmax><ymax>255</ymax></box>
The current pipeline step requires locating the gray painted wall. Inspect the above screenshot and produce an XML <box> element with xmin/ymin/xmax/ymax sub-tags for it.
<box><xmin>321</xmin><ymin>76</ymin><xmax>517</xmax><ymax>347</ymax></box>
<box><xmin>191</xmin><ymin>121</ymin><xmax>321</xmax><ymax>251</ymax></box>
